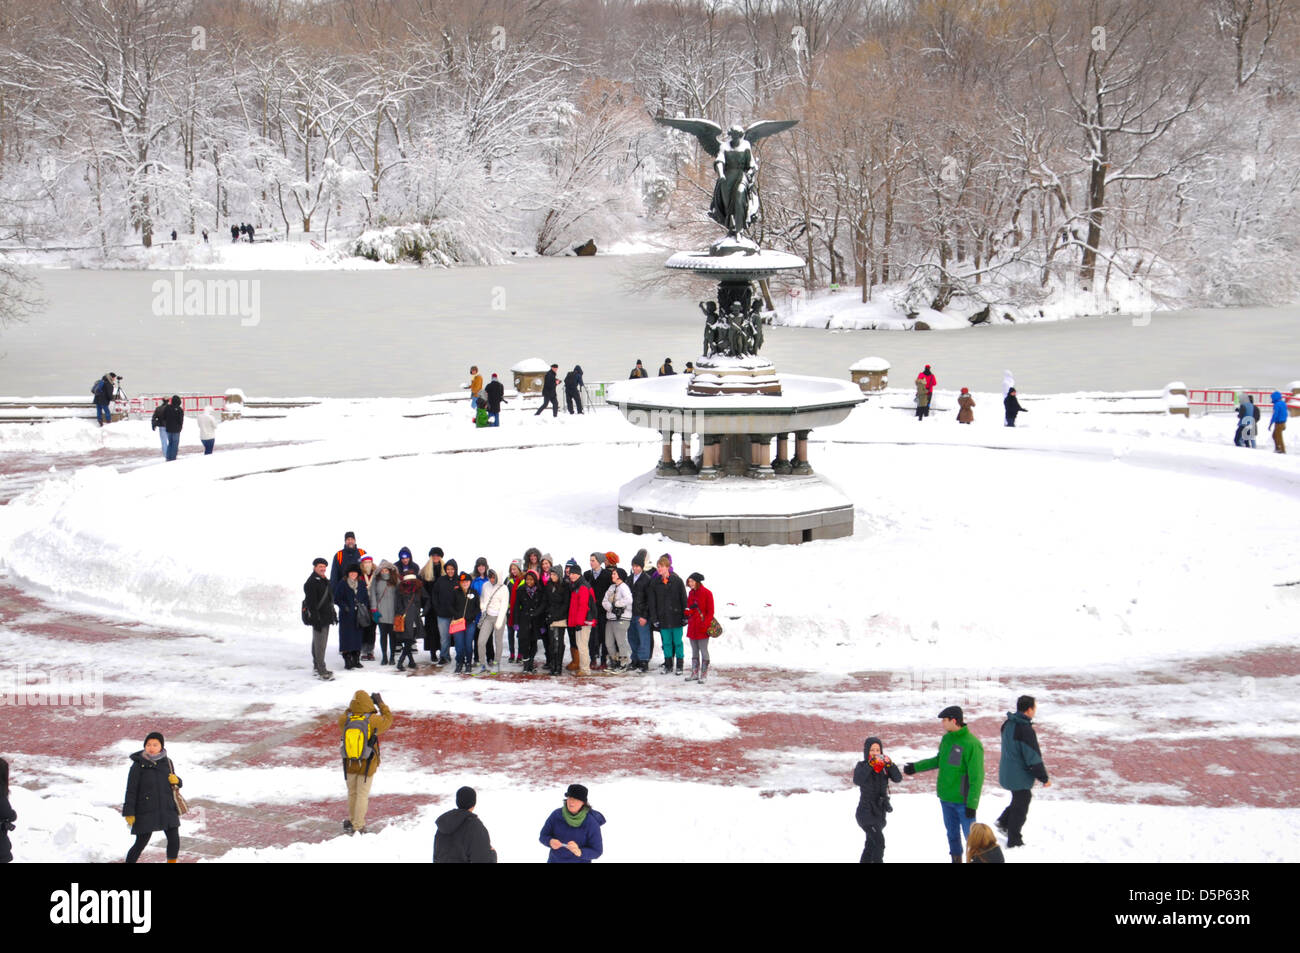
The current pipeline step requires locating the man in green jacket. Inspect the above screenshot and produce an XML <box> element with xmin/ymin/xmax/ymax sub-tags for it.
<box><xmin>904</xmin><ymin>705</ymin><xmax>984</xmax><ymax>863</ymax></box>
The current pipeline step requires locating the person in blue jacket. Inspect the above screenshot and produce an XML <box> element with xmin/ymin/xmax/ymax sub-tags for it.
<box><xmin>1269</xmin><ymin>390</ymin><xmax>1288</xmax><ymax>454</ymax></box>
<box><xmin>996</xmin><ymin>695</ymin><xmax>1050</xmax><ymax>848</ymax></box>
<box><xmin>539</xmin><ymin>783</ymin><xmax>604</xmax><ymax>862</ymax></box>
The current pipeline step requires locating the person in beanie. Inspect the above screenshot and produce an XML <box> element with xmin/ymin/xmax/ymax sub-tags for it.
<box><xmin>565</xmin><ymin>560</ymin><xmax>596</xmax><ymax>675</ymax></box>
<box><xmin>996</xmin><ymin>695</ymin><xmax>1050</xmax><ymax>848</ymax></box>
<box><xmin>649</xmin><ymin>554</ymin><xmax>688</xmax><ymax>674</ymax></box>
<box><xmin>122</xmin><ymin>731</ymin><xmax>183</xmax><ymax>863</ymax></box>
<box><xmin>903</xmin><ymin>705</ymin><xmax>984</xmax><ymax>862</ymax></box>
<box><xmin>393</xmin><ymin>572</ymin><xmax>425</xmax><ymax>671</ymax></box>
<box><xmin>629</xmin><ymin>360</ymin><xmax>648</xmax><ymax>379</ymax></box>
<box><xmin>659</xmin><ymin>358</ymin><xmax>675</xmax><ymax>376</ymax></box>
<box><xmin>852</xmin><ymin>737</ymin><xmax>902</xmax><ymax>863</ymax></box>
<box><xmin>584</xmin><ymin>552</ymin><xmax>614</xmax><ymax>669</ymax></box>
<box><xmin>514</xmin><ymin>569</ymin><xmax>546</xmax><ymax>673</ymax></box>
<box><xmin>957</xmin><ymin>387</ymin><xmax>975</xmax><ymax>424</ymax></box>
<box><xmin>1004</xmin><ymin>387</ymin><xmax>1027</xmax><ymax>427</ymax></box>
<box><xmin>627</xmin><ymin>549</ymin><xmax>653</xmax><ymax>672</ymax></box>
<box><xmin>433</xmin><ymin>787</ymin><xmax>497</xmax><ymax>863</ymax></box>
<box><xmin>535</xmin><ymin>364</ymin><xmax>560</xmax><ymax>417</ymax></box>
<box><xmin>305</xmin><ymin>557</ymin><xmax>337</xmax><ymax>680</ymax></box>
<box><xmin>333</xmin><ymin>563</ymin><xmax>369</xmax><ymax>669</ymax></box>
<box><xmin>683</xmin><ymin>571</ymin><xmax>714</xmax><ymax>682</ymax></box>
<box><xmin>338</xmin><ymin>690</ymin><xmax>393</xmax><ymax>834</ymax></box>
<box><xmin>485</xmin><ymin>373</ymin><xmax>506</xmax><ymax>426</ymax></box>
<box><xmin>539</xmin><ymin>783</ymin><xmax>605</xmax><ymax>863</ymax></box>
<box><xmin>331</xmin><ymin>531</ymin><xmax>366</xmax><ymax>586</ymax></box>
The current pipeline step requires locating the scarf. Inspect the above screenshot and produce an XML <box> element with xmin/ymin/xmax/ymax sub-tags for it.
<box><xmin>143</xmin><ymin>748</ymin><xmax>167</xmax><ymax>763</ymax></box>
<box><xmin>562</xmin><ymin>805</ymin><xmax>589</xmax><ymax>828</ymax></box>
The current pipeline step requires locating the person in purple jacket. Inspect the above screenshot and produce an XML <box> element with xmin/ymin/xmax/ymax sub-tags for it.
<box><xmin>539</xmin><ymin>783</ymin><xmax>605</xmax><ymax>863</ymax></box>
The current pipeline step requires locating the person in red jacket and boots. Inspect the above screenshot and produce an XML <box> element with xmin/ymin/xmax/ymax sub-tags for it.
<box><xmin>684</xmin><ymin>572</ymin><xmax>715</xmax><ymax>682</ymax></box>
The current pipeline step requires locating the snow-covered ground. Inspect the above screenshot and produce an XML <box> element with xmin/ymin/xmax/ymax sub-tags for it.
<box><xmin>1</xmin><ymin>390</ymin><xmax>1297</xmax><ymax>861</ymax></box>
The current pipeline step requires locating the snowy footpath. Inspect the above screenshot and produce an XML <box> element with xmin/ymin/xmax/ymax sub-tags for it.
<box><xmin>0</xmin><ymin>390</ymin><xmax>1297</xmax><ymax>862</ymax></box>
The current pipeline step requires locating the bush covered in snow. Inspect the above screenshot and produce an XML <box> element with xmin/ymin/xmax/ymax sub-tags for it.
<box><xmin>349</xmin><ymin>223</ymin><xmax>500</xmax><ymax>267</ymax></box>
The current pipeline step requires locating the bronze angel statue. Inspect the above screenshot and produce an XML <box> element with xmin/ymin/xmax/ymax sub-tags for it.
<box><xmin>655</xmin><ymin>117</ymin><xmax>798</xmax><ymax>239</ymax></box>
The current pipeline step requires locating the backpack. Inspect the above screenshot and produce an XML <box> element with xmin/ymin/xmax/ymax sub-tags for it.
<box><xmin>340</xmin><ymin>712</ymin><xmax>377</xmax><ymax>776</ymax></box>
<box><xmin>91</xmin><ymin>379</ymin><xmax>104</xmax><ymax>398</ymax></box>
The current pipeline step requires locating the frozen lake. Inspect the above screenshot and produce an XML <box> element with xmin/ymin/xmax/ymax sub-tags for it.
<box><xmin>2</xmin><ymin>255</ymin><xmax>1296</xmax><ymax>396</ymax></box>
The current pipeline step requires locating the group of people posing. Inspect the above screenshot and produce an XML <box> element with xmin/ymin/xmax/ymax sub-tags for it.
<box><xmin>303</xmin><ymin>534</ymin><xmax>718</xmax><ymax>681</ymax></box>
<box><xmin>913</xmin><ymin>365</ymin><xmax>1028</xmax><ymax>427</ymax></box>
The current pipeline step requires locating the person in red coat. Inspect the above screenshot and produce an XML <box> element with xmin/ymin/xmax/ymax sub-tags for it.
<box><xmin>565</xmin><ymin>561</ymin><xmax>597</xmax><ymax>675</ymax></box>
<box><xmin>684</xmin><ymin>572</ymin><xmax>715</xmax><ymax>683</ymax></box>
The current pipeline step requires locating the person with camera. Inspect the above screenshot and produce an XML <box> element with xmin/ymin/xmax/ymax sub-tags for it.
<box><xmin>338</xmin><ymin>690</ymin><xmax>393</xmax><ymax>835</ymax></box>
<box><xmin>852</xmin><ymin>736</ymin><xmax>902</xmax><ymax>863</ymax></box>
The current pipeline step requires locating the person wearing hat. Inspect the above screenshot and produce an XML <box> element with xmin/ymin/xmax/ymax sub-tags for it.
<box><xmin>650</xmin><ymin>554</ymin><xmax>688</xmax><ymax>674</ymax></box>
<box><xmin>852</xmin><ymin>736</ymin><xmax>902</xmax><ymax>863</ymax></box>
<box><xmin>658</xmin><ymin>358</ymin><xmax>675</xmax><ymax>376</ymax></box>
<box><xmin>564</xmin><ymin>364</ymin><xmax>585</xmax><ymax>415</ymax></box>
<box><xmin>330</xmin><ymin>531</ymin><xmax>367</xmax><ymax>587</ymax></box>
<box><xmin>485</xmin><ymin>373</ymin><xmax>506</xmax><ymax>426</ymax></box>
<box><xmin>957</xmin><ymin>387</ymin><xmax>975</xmax><ymax>424</ymax></box>
<box><xmin>565</xmin><ymin>559</ymin><xmax>596</xmax><ymax>675</ymax></box>
<box><xmin>914</xmin><ymin>367</ymin><xmax>934</xmax><ymax>420</ymax></box>
<box><xmin>684</xmin><ymin>361</ymin><xmax>695</xmax><ymax>374</ymax></box>
<box><xmin>333</xmin><ymin>562</ymin><xmax>370</xmax><ymax>669</ymax></box>
<box><xmin>451</xmin><ymin>571</ymin><xmax>480</xmax><ymax>674</ymax></box>
<box><xmin>433</xmin><ymin>786</ymin><xmax>497</xmax><ymax>863</ymax></box>
<box><xmin>584</xmin><ymin>553</ymin><xmax>614</xmax><ymax>669</ymax></box>
<box><xmin>369</xmin><ymin>559</ymin><xmax>399</xmax><ymax>665</ymax></box>
<box><xmin>683</xmin><ymin>571</ymin><xmax>715</xmax><ymax>682</ymax></box>
<box><xmin>338</xmin><ymin>690</ymin><xmax>393</xmax><ymax>834</ymax></box>
<box><xmin>393</xmin><ymin>571</ymin><xmax>426</xmax><ymax>670</ymax></box>
<box><xmin>535</xmin><ymin>364</ymin><xmax>560</xmax><ymax>417</ymax></box>
<box><xmin>358</xmin><ymin>555</ymin><xmax>379</xmax><ymax>660</ymax></box>
<box><xmin>627</xmin><ymin>549</ymin><xmax>654</xmax><ymax>672</ymax></box>
<box><xmin>903</xmin><ymin>706</ymin><xmax>985</xmax><ymax>862</ymax></box>
<box><xmin>539</xmin><ymin>783</ymin><xmax>605</xmax><ymax>863</ymax></box>
<box><xmin>305</xmin><ymin>557</ymin><xmax>338</xmax><ymax>680</ymax></box>
<box><xmin>513</xmin><ymin>568</ymin><xmax>546</xmax><ymax>673</ymax></box>
<box><xmin>92</xmin><ymin>372</ymin><xmax>117</xmax><ymax>427</ymax></box>
<box><xmin>601</xmin><ymin>566</ymin><xmax>634</xmax><ymax>670</ymax></box>
<box><xmin>122</xmin><ymin>731</ymin><xmax>183</xmax><ymax>862</ymax></box>
<box><xmin>996</xmin><ymin>695</ymin><xmax>1051</xmax><ymax>848</ymax></box>
<box><xmin>628</xmin><ymin>360</ymin><xmax>648</xmax><ymax>379</ymax></box>
<box><xmin>544</xmin><ymin>565</ymin><xmax>571</xmax><ymax>674</ymax></box>
<box><xmin>395</xmin><ymin>546</ymin><xmax>419</xmax><ymax>581</ymax></box>
<box><xmin>1004</xmin><ymin>387</ymin><xmax>1027</xmax><ymax>427</ymax></box>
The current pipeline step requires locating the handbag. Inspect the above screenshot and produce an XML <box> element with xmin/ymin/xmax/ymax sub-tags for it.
<box><xmin>449</xmin><ymin>617</ymin><xmax>466</xmax><ymax>634</ymax></box>
<box><xmin>394</xmin><ymin>610</ymin><xmax>406</xmax><ymax>634</ymax></box>
<box><xmin>355</xmin><ymin>601</ymin><xmax>370</xmax><ymax>628</ymax></box>
<box><xmin>706</xmin><ymin>617</ymin><xmax>723</xmax><ymax>639</ymax></box>
<box><xmin>167</xmin><ymin>758</ymin><xmax>189</xmax><ymax>815</ymax></box>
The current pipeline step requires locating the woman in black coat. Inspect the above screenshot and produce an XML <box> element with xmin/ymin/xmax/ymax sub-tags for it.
<box><xmin>1</xmin><ymin>757</ymin><xmax>15</xmax><ymax>864</ymax></box>
<box><xmin>512</xmin><ymin>570</ymin><xmax>546</xmax><ymax>673</ymax></box>
<box><xmin>123</xmin><ymin>731</ymin><xmax>182</xmax><ymax>863</ymax></box>
<box><xmin>852</xmin><ymin>736</ymin><xmax>902</xmax><ymax>863</ymax></box>
<box><xmin>543</xmin><ymin>568</ymin><xmax>571</xmax><ymax>675</ymax></box>
<box><xmin>332</xmin><ymin>564</ymin><xmax>369</xmax><ymax>669</ymax></box>
<box><xmin>394</xmin><ymin>572</ymin><xmax>427</xmax><ymax>671</ymax></box>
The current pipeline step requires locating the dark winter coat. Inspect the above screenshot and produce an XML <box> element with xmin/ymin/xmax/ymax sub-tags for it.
<box><xmin>513</xmin><ymin>584</ymin><xmax>545</xmax><ymax>633</ymax></box>
<box><xmin>542</xmin><ymin>369</ymin><xmax>558</xmax><ymax>397</ymax></box>
<box><xmin>93</xmin><ymin>376</ymin><xmax>114</xmax><ymax>407</ymax></box>
<box><xmin>853</xmin><ymin>737</ymin><xmax>902</xmax><ymax>830</ymax></box>
<box><xmin>150</xmin><ymin>404</ymin><xmax>167</xmax><ymax>432</ymax></box>
<box><xmin>303</xmin><ymin>573</ymin><xmax>337</xmax><ymax>627</ymax></box>
<box><xmin>330</xmin><ymin>545</ymin><xmax>367</xmax><ymax>586</ymax></box>
<box><xmin>485</xmin><ymin>379</ymin><xmax>505</xmax><ymax>414</ymax></box>
<box><xmin>431</xmin><ymin>574</ymin><xmax>458</xmax><ymax>618</ymax></box>
<box><xmin>564</xmin><ymin>370</ymin><xmax>581</xmax><ymax>396</ymax></box>
<box><xmin>162</xmin><ymin>399</ymin><xmax>184</xmax><ymax>434</ymax></box>
<box><xmin>998</xmin><ymin>711</ymin><xmax>1049</xmax><ymax>791</ymax></box>
<box><xmin>629</xmin><ymin>569</ymin><xmax>653</xmax><ymax>620</ymax></box>
<box><xmin>433</xmin><ymin>809</ymin><xmax>497</xmax><ymax>863</ymax></box>
<box><xmin>539</xmin><ymin>806</ymin><xmax>606</xmax><ymax>863</ymax></box>
<box><xmin>649</xmin><ymin>571</ymin><xmax>688</xmax><ymax>629</ymax></box>
<box><xmin>969</xmin><ymin>844</ymin><xmax>1005</xmax><ymax>864</ymax></box>
<box><xmin>659</xmin><ymin>361</ymin><xmax>675</xmax><ymax>376</ymax></box>
<box><xmin>1004</xmin><ymin>392</ymin><xmax>1026</xmax><ymax>423</ymax></box>
<box><xmin>629</xmin><ymin>365</ymin><xmax>648</xmax><ymax>379</ymax></box>
<box><xmin>122</xmin><ymin>751</ymin><xmax>182</xmax><ymax>835</ymax></box>
<box><xmin>545</xmin><ymin>577</ymin><xmax>571</xmax><ymax>625</ymax></box>
<box><xmin>685</xmin><ymin>583</ymin><xmax>715</xmax><ymax>640</ymax></box>
<box><xmin>451</xmin><ymin>586</ymin><xmax>478</xmax><ymax>625</ymax></box>
<box><xmin>333</xmin><ymin>577</ymin><xmax>370</xmax><ymax>653</ymax></box>
<box><xmin>394</xmin><ymin>582</ymin><xmax>427</xmax><ymax>643</ymax></box>
<box><xmin>584</xmin><ymin>567</ymin><xmax>613</xmax><ymax>620</ymax></box>
<box><xmin>0</xmin><ymin>790</ymin><xmax>14</xmax><ymax>863</ymax></box>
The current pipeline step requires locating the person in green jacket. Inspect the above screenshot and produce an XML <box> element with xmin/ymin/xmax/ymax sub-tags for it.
<box><xmin>903</xmin><ymin>705</ymin><xmax>984</xmax><ymax>863</ymax></box>
<box><xmin>473</xmin><ymin>398</ymin><xmax>491</xmax><ymax>428</ymax></box>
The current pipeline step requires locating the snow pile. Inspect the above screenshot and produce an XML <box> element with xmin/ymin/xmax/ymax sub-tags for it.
<box><xmin>349</xmin><ymin>223</ymin><xmax>503</xmax><ymax>268</ymax></box>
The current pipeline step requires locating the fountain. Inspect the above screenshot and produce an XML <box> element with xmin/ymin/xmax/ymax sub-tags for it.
<box><xmin>607</xmin><ymin>117</ymin><xmax>865</xmax><ymax>545</ymax></box>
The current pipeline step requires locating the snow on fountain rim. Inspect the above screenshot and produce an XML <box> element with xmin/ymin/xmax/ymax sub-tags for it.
<box><xmin>665</xmin><ymin>248</ymin><xmax>805</xmax><ymax>276</ymax></box>
<box><xmin>606</xmin><ymin>373</ymin><xmax>866</xmax><ymax>411</ymax></box>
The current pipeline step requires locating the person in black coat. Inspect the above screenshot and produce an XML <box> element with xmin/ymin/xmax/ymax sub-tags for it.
<box><xmin>852</xmin><ymin>736</ymin><xmax>902</xmax><ymax>863</ymax></box>
<box><xmin>433</xmin><ymin>787</ymin><xmax>497</xmax><ymax>863</ymax></box>
<box><xmin>0</xmin><ymin>757</ymin><xmax>15</xmax><ymax>864</ymax></box>
<box><xmin>484</xmin><ymin>374</ymin><xmax>506</xmax><ymax>426</ymax></box>
<box><xmin>648</xmin><ymin>555</ymin><xmax>688</xmax><ymax>674</ymax></box>
<box><xmin>305</xmin><ymin>558</ymin><xmax>338</xmax><ymax>679</ymax></box>
<box><xmin>535</xmin><ymin>364</ymin><xmax>560</xmax><ymax>417</ymax></box>
<box><xmin>1004</xmin><ymin>387</ymin><xmax>1027</xmax><ymax>427</ymax></box>
<box><xmin>628</xmin><ymin>550</ymin><xmax>654</xmax><ymax>672</ymax></box>
<box><xmin>123</xmin><ymin>732</ymin><xmax>182</xmax><ymax>863</ymax></box>
<box><xmin>564</xmin><ymin>365</ymin><xmax>585</xmax><ymax>415</ymax></box>
<box><xmin>162</xmin><ymin>394</ymin><xmax>184</xmax><ymax>461</ymax></box>
<box><xmin>394</xmin><ymin>571</ymin><xmax>427</xmax><ymax>671</ymax></box>
<box><xmin>544</xmin><ymin>568</ymin><xmax>571</xmax><ymax>674</ymax></box>
<box><xmin>584</xmin><ymin>553</ymin><xmax>614</xmax><ymax>668</ymax></box>
<box><xmin>333</xmin><ymin>565</ymin><xmax>369</xmax><ymax>669</ymax></box>
<box><xmin>430</xmin><ymin>559</ymin><xmax>459</xmax><ymax>664</ymax></box>
<box><xmin>513</xmin><ymin>570</ymin><xmax>546</xmax><ymax>673</ymax></box>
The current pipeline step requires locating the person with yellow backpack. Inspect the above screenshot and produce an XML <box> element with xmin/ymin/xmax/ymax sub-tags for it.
<box><xmin>338</xmin><ymin>690</ymin><xmax>393</xmax><ymax>835</ymax></box>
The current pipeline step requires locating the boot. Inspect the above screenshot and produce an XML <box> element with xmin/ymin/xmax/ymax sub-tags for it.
<box><xmin>167</xmin><ymin>858</ymin><xmax>178</xmax><ymax>863</ymax></box>
<box><xmin>699</xmin><ymin>660</ymin><xmax>708</xmax><ymax>683</ymax></box>
<box><xmin>951</xmin><ymin>853</ymin><xmax>962</xmax><ymax>864</ymax></box>
<box><xmin>674</xmin><ymin>656</ymin><xmax>684</xmax><ymax>675</ymax></box>
<box><xmin>685</xmin><ymin>660</ymin><xmax>699</xmax><ymax>682</ymax></box>
<box><xmin>660</xmin><ymin>658</ymin><xmax>672</xmax><ymax>674</ymax></box>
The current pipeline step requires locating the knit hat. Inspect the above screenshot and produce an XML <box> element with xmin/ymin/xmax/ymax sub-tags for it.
<box><xmin>360</xmin><ymin>554</ymin><xmax>374</xmax><ymax>563</ymax></box>
<box><xmin>564</xmin><ymin>783</ymin><xmax>589</xmax><ymax>803</ymax></box>
<box><xmin>590</xmin><ymin>551</ymin><xmax>605</xmax><ymax>565</ymax></box>
<box><xmin>491</xmin><ymin>373</ymin><xmax>498</xmax><ymax>379</ymax></box>
<box><xmin>399</xmin><ymin>547</ymin><xmax>412</xmax><ymax>561</ymax></box>
<box><xmin>604</xmin><ymin>551</ymin><xmax>619</xmax><ymax>565</ymax></box>
<box><xmin>565</xmin><ymin>559</ymin><xmax>581</xmax><ymax>574</ymax></box>
<box><xmin>429</xmin><ymin>547</ymin><xmax>444</xmax><ymax>557</ymax></box>
<box><xmin>541</xmin><ymin>552</ymin><xmax>553</xmax><ymax>565</ymax></box>
<box><xmin>144</xmin><ymin>731</ymin><xmax>165</xmax><ymax>747</ymax></box>
<box><xmin>344</xmin><ymin>563</ymin><xmax>360</xmax><ymax>575</ymax></box>
<box><xmin>525</xmin><ymin>569</ymin><xmax>539</xmax><ymax>581</ymax></box>
<box><xmin>402</xmin><ymin>572</ymin><xmax>417</xmax><ymax>582</ymax></box>
<box><xmin>960</xmin><ymin>387</ymin><xmax>969</xmax><ymax>394</ymax></box>
<box><xmin>688</xmin><ymin>571</ymin><xmax>705</xmax><ymax>584</ymax></box>
<box><xmin>510</xmin><ymin>559</ymin><xmax>522</xmax><ymax>571</ymax></box>
<box><xmin>609</xmin><ymin>566</ymin><xmax>626</xmax><ymax>584</ymax></box>
<box><xmin>456</xmin><ymin>786</ymin><xmax>477</xmax><ymax>810</ymax></box>
<box><xmin>938</xmin><ymin>705</ymin><xmax>965</xmax><ymax>725</ymax></box>
<box><xmin>632</xmin><ymin>548</ymin><xmax>648</xmax><ymax>569</ymax></box>
<box><xmin>312</xmin><ymin>557</ymin><xmax>328</xmax><ymax>567</ymax></box>
<box><xmin>344</xmin><ymin>531</ymin><xmax>355</xmax><ymax>540</ymax></box>
<box><xmin>458</xmin><ymin>572</ymin><xmax>471</xmax><ymax>583</ymax></box>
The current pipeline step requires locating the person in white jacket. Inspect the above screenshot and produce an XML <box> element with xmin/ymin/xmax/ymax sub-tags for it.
<box><xmin>479</xmin><ymin>569</ymin><xmax>511</xmax><ymax>674</ymax></box>
<box><xmin>601</xmin><ymin>567</ymin><xmax>634</xmax><ymax>671</ymax></box>
<box><xmin>197</xmin><ymin>407</ymin><xmax>220</xmax><ymax>454</ymax></box>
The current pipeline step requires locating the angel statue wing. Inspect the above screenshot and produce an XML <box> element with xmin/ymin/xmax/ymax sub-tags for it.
<box><xmin>743</xmin><ymin>119</ymin><xmax>798</xmax><ymax>143</ymax></box>
<box><xmin>653</xmin><ymin>116</ymin><xmax>725</xmax><ymax>157</ymax></box>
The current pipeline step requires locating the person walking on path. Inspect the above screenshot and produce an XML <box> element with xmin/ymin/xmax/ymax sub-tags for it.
<box><xmin>305</xmin><ymin>557</ymin><xmax>337</xmax><ymax>680</ymax></box>
<box><xmin>957</xmin><ymin>387</ymin><xmax>975</xmax><ymax>424</ymax></box>
<box><xmin>1269</xmin><ymin>390</ymin><xmax>1288</xmax><ymax>453</ymax></box>
<box><xmin>535</xmin><ymin>363</ymin><xmax>561</xmax><ymax>417</ymax></box>
<box><xmin>997</xmin><ymin>695</ymin><xmax>1050</xmax><ymax>848</ymax></box>
<box><xmin>122</xmin><ymin>731</ymin><xmax>183</xmax><ymax>863</ymax></box>
<box><xmin>683</xmin><ymin>571</ymin><xmax>714</xmax><ymax>682</ymax></box>
<box><xmin>903</xmin><ymin>705</ymin><xmax>984</xmax><ymax>863</ymax></box>
<box><xmin>162</xmin><ymin>395</ymin><xmax>184</xmax><ymax>460</ymax></box>
<box><xmin>650</xmin><ymin>554</ymin><xmax>688</xmax><ymax>674</ymax></box>
<box><xmin>434</xmin><ymin>786</ymin><xmax>497</xmax><ymax>862</ymax></box>
<box><xmin>1004</xmin><ymin>387</ymin><xmax>1027</xmax><ymax>427</ymax></box>
<box><xmin>339</xmin><ymin>690</ymin><xmax>392</xmax><ymax>835</ymax></box>
<box><xmin>485</xmin><ymin>373</ymin><xmax>506</xmax><ymax>426</ymax></box>
<box><xmin>197</xmin><ymin>407</ymin><xmax>220</xmax><ymax>454</ymax></box>
<box><xmin>629</xmin><ymin>360</ymin><xmax>649</xmax><ymax>379</ymax></box>
<box><xmin>852</xmin><ymin>736</ymin><xmax>902</xmax><ymax>863</ymax></box>
<box><xmin>333</xmin><ymin>563</ymin><xmax>370</xmax><ymax>670</ymax></box>
<box><xmin>966</xmin><ymin>823</ymin><xmax>1005</xmax><ymax>863</ymax></box>
<box><xmin>539</xmin><ymin>783</ymin><xmax>605</xmax><ymax>863</ymax></box>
